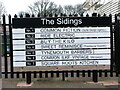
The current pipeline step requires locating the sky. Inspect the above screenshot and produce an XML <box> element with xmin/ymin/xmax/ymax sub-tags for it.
<box><xmin>1</xmin><ymin>0</ymin><xmax>109</xmax><ymax>16</ymax></box>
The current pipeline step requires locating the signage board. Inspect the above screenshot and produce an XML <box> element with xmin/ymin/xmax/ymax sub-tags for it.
<box><xmin>12</xmin><ymin>27</ymin><xmax>111</xmax><ymax>67</ymax></box>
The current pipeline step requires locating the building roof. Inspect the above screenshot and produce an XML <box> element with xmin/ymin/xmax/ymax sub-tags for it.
<box><xmin>82</xmin><ymin>0</ymin><xmax>101</xmax><ymax>11</ymax></box>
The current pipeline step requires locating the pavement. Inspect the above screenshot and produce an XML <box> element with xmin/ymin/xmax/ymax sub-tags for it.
<box><xmin>1</xmin><ymin>76</ymin><xmax>120</xmax><ymax>88</ymax></box>
<box><xmin>0</xmin><ymin>79</ymin><xmax>2</xmax><ymax>89</ymax></box>
<box><xmin>1</xmin><ymin>57</ymin><xmax>120</xmax><ymax>88</ymax></box>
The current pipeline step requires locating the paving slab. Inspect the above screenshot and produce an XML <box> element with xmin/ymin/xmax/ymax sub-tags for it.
<box><xmin>17</xmin><ymin>82</ymin><xmax>33</xmax><ymax>87</ymax></box>
<box><xmin>0</xmin><ymin>79</ymin><xmax>2</xmax><ymax>90</ymax></box>
<box><xmin>1</xmin><ymin>77</ymin><xmax>119</xmax><ymax>88</ymax></box>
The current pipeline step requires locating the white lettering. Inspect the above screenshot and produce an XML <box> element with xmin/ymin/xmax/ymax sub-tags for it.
<box><xmin>41</xmin><ymin>18</ymin><xmax>54</xmax><ymax>25</ymax></box>
<box><xmin>57</xmin><ymin>18</ymin><xmax>82</xmax><ymax>26</ymax></box>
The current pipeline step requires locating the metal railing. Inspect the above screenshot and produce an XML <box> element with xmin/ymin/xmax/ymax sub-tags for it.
<box><xmin>1</xmin><ymin>13</ymin><xmax>120</xmax><ymax>84</ymax></box>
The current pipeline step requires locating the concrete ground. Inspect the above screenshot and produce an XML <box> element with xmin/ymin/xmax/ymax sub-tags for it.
<box><xmin>1</xmin><ymin>76</ymin><xmax>119</xmax><ymax>88</ymax></box>
<box><xmin>1</xmin><ymin>57</ymin><xmax>120</xmax><ymax>88</ymax></box>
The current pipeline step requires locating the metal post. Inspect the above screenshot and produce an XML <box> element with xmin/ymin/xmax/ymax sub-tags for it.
<box><xmin>0</xmin><ymin>30</ymin><xmax>2</xmax><ymax>90</ymax></box>
<box><xmin>0</xmin><ymin>32</ymin><xmax>2</xmax><ymax>78</ymax></box>
<box><xmin>109</xmin><ymin>14</ymin><xmax>114</xmax><ymax>71</ymax></box>
<box><xmin>26</xmin><ymin>72</ymin><xmax>31</xmax><ymax>84</ymax></box>
<box><xmin>8</xmin><ymin>15</ymin><xmax>13</xmax><ymax>78</ymax></box>
<box><xmin>62</xmin><ymin>72</ymin><xmax>65</xmax><ymax>81</ymax></box>
<box><xmin>92</xmin><ymin>70</ymin><xmax>98</xmax><ymax>82</ymax></box>
<box><xmin>3</xmin><ymin>15</ymin><xmax>8</xmax><ymax>78</ymax></box>
<box><xmin>114</xmin><ymin>14</ymin><xmax>120</xmax><ymax>73</ymax></box>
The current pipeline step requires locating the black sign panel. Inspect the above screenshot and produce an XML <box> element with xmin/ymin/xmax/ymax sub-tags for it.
<box><xmin>26</xmin><ymin>51</ymin><xmax>36</xmax><ymax>55</ymax></box>
<box><xmin>12</xmin><ymin>17</ymin><xmax>111</xmax><ymax>28</ymax></box>
<box><xmin>26</xmin><ymin>56</ymin><xmax>36</xmax><ymax>60</ymax></box>
<box><xmin>26</xmin><ymin>45</ymin><xmax>35</xmax><ymax>49</ymax></box>
<box><xmin>25</xmin><ymin>28</ymin><xmax>35</xmax><ymax>33</ymax></box>
<box><xmin>25</xmin><ymin>40</ymin><xmax>35</xmax><ymax>44</ymax></box>
<box><xmin>26</xmin><ymin>62</ymin><xmax>36</xmax><ymax>66</ymax></box>
<box><xmin>25</xmin><ymin>34</ymin><xmax>35</xmax><ymax>38</ymax></box>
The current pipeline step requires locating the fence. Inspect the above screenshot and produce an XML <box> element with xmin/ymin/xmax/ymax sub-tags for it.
<box><xmin>0</xmin><ymin>31</ymin><xmax>2</xmax><ymax>79</ymax></box>
<box><xmin>1</xmin><ymin>34</ymin><xmax>10</xmax><ymax>56</ymax></box>
<box><xmin>1</xmin><ymin>13</ymin><xmax>120</xmax><ymax>84</ymax></box>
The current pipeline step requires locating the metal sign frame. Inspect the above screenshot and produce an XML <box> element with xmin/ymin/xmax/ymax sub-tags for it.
<box><xmin>2</xmin><ymin>13</ymin><xmax>117</xmax><ymax>84</ymax></box>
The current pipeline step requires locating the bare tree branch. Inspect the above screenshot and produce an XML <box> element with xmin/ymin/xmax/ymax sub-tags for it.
<box><xmin>0</xmin><ymin>2</ymin><xmax>6</xmax><ymax>24</ymax></box>
<box><xmin>27</xmin><ymin>0</ymin><xmax>84</xmax><ymax>17</ymax></box>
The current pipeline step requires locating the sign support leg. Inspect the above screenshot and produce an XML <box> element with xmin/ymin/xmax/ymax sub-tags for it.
<box><xmin>0</xmin><ymin>33</ymin><xmax>2</xmax><ymax>78</ymax></box>
<box><xmin>93</xmin><ymin>70</ymin><xmax>98</xmax><ymax>82</ymax></box>
<box><xmin>62</xmin><ymin>72</ymin><xmax>65</xmax><ymax>81</ymax></box>
<box><xmin>26</xmin><ymin>72</ymin><xmax>32</xmax><ymax>84</ymax></box>
<box><xmin>0</xmin><ymin>33</ymin><xmax>2</xmax><ymax>90</ymax></box>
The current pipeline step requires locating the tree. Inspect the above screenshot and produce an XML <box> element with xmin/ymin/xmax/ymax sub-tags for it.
<box><xmin>18</xmin><ymin>11</ymin><xmax>27</xmax><ymax>17</ymax></box>
<box><xmin>63</xmin><ymin>4</ymin><xmax>84</xmax><ymax>15</ymax></box>
<box><xmin>64</xmin><ymin>5</ymin><xmax>74</xmax><ymax>15</ymax></box>
<box><xmin>27</xmin><ymin>0</ymin><xmax>84</xmax><ymax>17</ymax></box>
<box><xmin>28</xmin><ymin>0</ymin><xmax>58</xmax><ymax>17</ymax></box>
<box><xmin>74</xmin><ymin>4</ymin><xmax>84</xmax><ymax>15</ymax></box>
<box><xmin>0</xmin><ymin>2</ymin><xmax>6</xmax><ymax>24</ymax></box>
<box><xmin>56</xmin><ymin>5</ymin><xmax>64</xmax><ymax>15</ymax></box>
<box><xmin>46</xmin><ymin>2</ymin><xmax>58</xmax><ymax>16</ymax></box>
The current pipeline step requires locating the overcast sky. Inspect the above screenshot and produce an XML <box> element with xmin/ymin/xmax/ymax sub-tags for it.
<box><xmin>1</xmin><ymin>0</ymin><xmax>109</xmax><ymax>16</ymax></box>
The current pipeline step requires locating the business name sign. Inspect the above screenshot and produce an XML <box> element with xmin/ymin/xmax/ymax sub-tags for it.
<box><xmin>12</xmin><ymin>16</ymin><xmax>112</xmax><ymax>67</ymax></box>
<box><xmin>12</xmin><ymin>17</ymin><xmax>111</xmax><ymax>28</ymax></box>
<box><xmin>12</xmin><ymin>27</ymin><xmax>111</xmax><ymax>67</ymax></box>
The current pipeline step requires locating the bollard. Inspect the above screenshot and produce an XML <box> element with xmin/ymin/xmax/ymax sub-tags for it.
<box><xmin>26</xmin><ymin>72</ymin><xmax>31</xmax><ymax>84</ymax></box>
<box><xmin>93</xmin><ymin>70</ymin><xmax>98</xmax><ymax>82</ymax></box>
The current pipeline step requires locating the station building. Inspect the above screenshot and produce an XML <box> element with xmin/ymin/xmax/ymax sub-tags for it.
<box><xmin>82</xmin><ymin>0</ymin><xmax>120</xmax><ymax>21</ymax></box>
<box><xmin>97</xmin><ymin>0</ymin><xmax>119</xmax><ymax>15</ymax></box>
<box><xmin>97</xmin><ymin>0</ymin><xmax>119</xmax><ymax>21</ymax></box>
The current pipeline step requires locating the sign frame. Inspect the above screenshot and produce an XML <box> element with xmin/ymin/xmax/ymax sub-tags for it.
<box><xmin>11</xmin><ymin>15</ymin><xmax>113</xmax><ymax>70</ymax></box>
